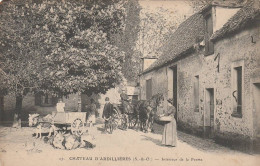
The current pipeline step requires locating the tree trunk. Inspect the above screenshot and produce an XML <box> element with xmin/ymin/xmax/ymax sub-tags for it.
<box><xmin>13</xmin><ymin>94</ymin><xmax>23</xmax><ymax>128</ymax></box>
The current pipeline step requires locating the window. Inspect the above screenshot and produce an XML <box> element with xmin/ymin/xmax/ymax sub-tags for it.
<box><xmin>35</xmin><ymin>92</ymin><xmax>58</xmax><ymax>107</ymax></box>
<box><xmin>204</xmin><ymin>10</ymin><xmax>214</xmax><ymax>55</ymax></box>
<box><xmin>194</xmin><ymin>75</ymin><xmax>199</xmax><ymax>112</ymax></box>
<box><xmin>232</xmin><ymin>66</ymin><xmax>243</xmax><ymax>118</ymax></box>
<box><xmin>146</xmin><ymin>79</ymin><xmax>152</xmax><ymax>100</ymax></box>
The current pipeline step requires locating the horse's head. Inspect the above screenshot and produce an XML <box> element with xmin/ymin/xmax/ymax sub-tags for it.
<box><xmin>148</xmin><ymin>93</ymin><xmax>164</xmax><ymax>109</ymax></box>
<box><xmin>121</xmin><ymin>99</ymin><xmax>134</xmax><ymax>114</ymax></box>
<box><xmin>28</xmin><ymin>114</ymin><xmax>40</xmax><ymax>127</ymax></box>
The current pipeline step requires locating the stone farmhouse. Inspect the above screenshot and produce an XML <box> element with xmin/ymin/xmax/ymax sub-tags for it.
<box><xmin>139</xmin><ymin>0</ymin><xmax>260</xmax><ymax>152</ymax></box>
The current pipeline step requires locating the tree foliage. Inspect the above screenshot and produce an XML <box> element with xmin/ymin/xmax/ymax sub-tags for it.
<box><xmin>136</xmin><ymin>7</ymin><xmax>186</xmax><ymax>60</ymax></box>
<box><xmin>33</xmin><ymin>0</ymin><xmax>126</xmax><ymax>95</ymax></box>
<box><xmin>187</xmin><ymin>0</ymin><xmax>249</xmax><ymax>13</ymax></box>
<box><xmin>0</xmin><ymin>0</ymin><xmax>130</xmax><ymax>97</ymax></box>
<box><xmin>111</xmin><ymin>0</ymin><xmax>141</xmax><ymax>84</ymax></box>
<box><xmin>0</xmin><ymin>0</ymin><xmax>46</xmax><ymax>97</ymax></box>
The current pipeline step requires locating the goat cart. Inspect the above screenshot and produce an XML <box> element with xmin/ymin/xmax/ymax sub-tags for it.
<box><xmin>51</xmin><ymin>112</ymin><xmax>87</xmax><ymax>137</ymax></box>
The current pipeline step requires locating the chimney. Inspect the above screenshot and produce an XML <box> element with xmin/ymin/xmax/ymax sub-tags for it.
<box><xmin>141</xmin><ymin>56</ymin><xmax>158</xmax><ymax>72</ymax></box>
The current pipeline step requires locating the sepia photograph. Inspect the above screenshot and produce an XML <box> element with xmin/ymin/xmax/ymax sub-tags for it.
<box><xmin>0</xmin><ymin>0</ymin><xmax>259</xmax><ymax>165</ymax></box>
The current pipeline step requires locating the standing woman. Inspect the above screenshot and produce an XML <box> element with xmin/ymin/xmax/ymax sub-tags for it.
<box><xmin>160</xmin><ymin>98</ymin><xmax>177</xmax><ymax>147</ymax></box>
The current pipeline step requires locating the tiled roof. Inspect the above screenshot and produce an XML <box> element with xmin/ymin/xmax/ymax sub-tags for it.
<box><xmin>142</xmin><ymin>13</ymin><xmax>204</xmax><ymax>74</ymax></box>
<box><xmin>211</xmin><ymin>0</ymin><xmax>260</xmax><ymax>41</ymax></box>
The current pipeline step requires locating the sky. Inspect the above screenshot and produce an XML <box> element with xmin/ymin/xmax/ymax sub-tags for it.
<box><xmin>139</xmin><ymin>0</ymin><xmax>195</xmax><ymax>18</ymax></box>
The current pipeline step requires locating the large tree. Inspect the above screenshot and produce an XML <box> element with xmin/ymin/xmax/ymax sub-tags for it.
<box><xmin>33</xmin><ymin>0</ymin><xmax>126</xmax><ymax>95</ymax></box>
<box><xmin>0</xmin><ymin>0</ymin><xmax>130</xmax><ymax>126</ymax></box>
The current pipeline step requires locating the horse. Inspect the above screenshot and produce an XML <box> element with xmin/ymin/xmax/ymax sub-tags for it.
<box><xmin>135</xmin><ymin>93</ymin><xmax>164</xmax><ymax>132</ymax></box>
<box><xmin>28</xmin><ymin>114</ymin><xmax>56</xmax><ymax>138</ymax></box>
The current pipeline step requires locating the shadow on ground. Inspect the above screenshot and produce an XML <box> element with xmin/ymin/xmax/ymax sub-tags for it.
<box><xmin>177</xmin><ymin>131</ymin><xmax>232</xmax><ymax>153</ymax></box>
<box><xmin>150</xmin><ymin>122</ymin><xmax>234</xmax><ymax>153</ymax></box>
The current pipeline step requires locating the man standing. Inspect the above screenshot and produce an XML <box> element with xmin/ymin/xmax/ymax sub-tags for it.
<box><xmin>102</xmin><ymin>97</ymin><xmax>114</xmax><ymax>133</ymax></box>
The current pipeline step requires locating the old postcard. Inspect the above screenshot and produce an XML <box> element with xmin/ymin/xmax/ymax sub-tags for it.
<box><xmin>0</xmin><ymin>0</ymin><xmax>259</xmax><ymax>166</ymax></box>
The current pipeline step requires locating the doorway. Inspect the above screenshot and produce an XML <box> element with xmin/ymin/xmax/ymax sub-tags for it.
<box><xmin>253</xmin><ymin>83</ymin><xmax>260</xmax><ymax>137</ymax></box>
<box><xmin>171</xmin><ymin>66</ymin><xmax>178</xmax><ymax>121</ymax></box>
<box><xmin>0</xmin><ymin>96</ymin><xmax>3</xmax><ymax>122</ymax></box>
<box><xmin>204</xmin><ymin>88</ymin><xmax>214</xmax><ymax>138</ymax></box>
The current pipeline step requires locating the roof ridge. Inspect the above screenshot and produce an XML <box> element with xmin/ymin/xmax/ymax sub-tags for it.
<box><xmin>142</xmin><ymin>12</ymin><xmax>204</xmax><ymax>74</ymax></box>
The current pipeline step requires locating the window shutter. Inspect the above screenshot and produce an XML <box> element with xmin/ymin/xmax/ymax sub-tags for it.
<box><xmin>207</xmin><ymin>14</ymin><xmax>214</xmax><ymax>54</ymax></box>
<box><xmin>236</xmin><ymin>67</ymin><xmax>242</xmax><ymax>114</ymax></box>
<box><xmin>205</xmin><ymin>22</ymin><xmax>209</xmax><ymax>54</ymax></box>
<box><xmin>194</xmin><ymin>76</ymin><xmax>199</xmax><ymax>112</ymax></box>
<box><xmin>205</xmin><ymin>12</ymin><xmax>214</xmax><ymax>55</ymax></box>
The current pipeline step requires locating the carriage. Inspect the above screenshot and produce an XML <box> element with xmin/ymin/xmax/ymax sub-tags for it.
<box><xmin>30</xmin><ymin>111</ymin><xmax>87</xmax><ymax>138</ymax></box>
<box><xmin>51</xmin><ymin>111</ymin><xmax>87</xmax><ymax>136</ymax></box>
<box><xmin>113</xmin><ymin>93</ymin><xmax>164</xmax><ymax>132</ymax></box>
<box><xmin>99</xmin><ymin>104</ymin><xmax>126</xmax><ymax>131</ymax></box>
<box><xmin>112</xmin><ymin>103</ymin><xmax>138</xmax><ymax>130</ymax></box>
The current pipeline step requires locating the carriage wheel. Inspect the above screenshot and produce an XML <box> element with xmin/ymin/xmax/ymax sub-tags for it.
<box><xmin>113</xmin><ymin>108</ymin><xmax>121</xmax><ymax>128</ymax></box>
<box><xmin>71</xmin><ymin>118</ymin><xmax>84</xmax><ymax>137</ymax></box>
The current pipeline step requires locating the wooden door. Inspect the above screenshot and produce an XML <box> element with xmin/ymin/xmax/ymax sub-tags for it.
<box><xmin>172</xmin><ymin>66</ymin><xmax>178</xmax><ymax>121</ymax></box>
<box><xmin>205</xmin><ymin>88</ymin><xmax>214</xmax><ymax>138</ymax></box>
<box><xmin>253</xmin><ymin>83</ymin><xmax>260</xmax><ymax>136</ymax></box>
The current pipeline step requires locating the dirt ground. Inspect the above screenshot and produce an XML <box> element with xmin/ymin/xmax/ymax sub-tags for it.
<box><xmin>0</xmin><ymin>122</ymin><xmax>259</xmax><ymax>166</ymax></box>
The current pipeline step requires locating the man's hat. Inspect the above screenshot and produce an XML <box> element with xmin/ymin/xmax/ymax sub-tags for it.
<box><xmin>105</xmin><ymin>97</ymin><xmax>110</xmax><ymax>101</ymax></box>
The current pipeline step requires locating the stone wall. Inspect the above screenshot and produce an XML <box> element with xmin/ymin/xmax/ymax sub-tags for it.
<box><xmin>213</xmin><ymin>23</ymin><xmax>260</xmax><ymax>140</ymax></box>
<box><xmin>2</xmin><ymin>86</ymin><xmax>124</xmax><ymax>122</ymax></box>
<box><xmin>2</xmin><ymin>93</ymin><xmax>79</xmax><ymax>122</ymax></box>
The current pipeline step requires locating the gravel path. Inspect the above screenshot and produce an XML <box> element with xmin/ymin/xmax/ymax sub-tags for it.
<box><xmin>0</xmin><ymin>123</ymin><xmax>259</xmax><ymax>166</ymax></box>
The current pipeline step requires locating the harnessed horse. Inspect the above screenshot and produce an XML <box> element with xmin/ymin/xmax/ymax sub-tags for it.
<box><xmin>120</xmin><ymin>93</ymin><xmax>164</xmax><ymax>132</ymax></box>
<box><xmin>136</xmin><ymin>93</ymin><xmax>164</xmax><ymax>132</ymax></box>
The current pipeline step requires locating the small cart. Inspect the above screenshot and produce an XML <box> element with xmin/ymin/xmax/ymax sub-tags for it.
<box><xmin>52</xmin><ymin>112</ymin><xmax>87</xmax><ymax>136</ymax></box>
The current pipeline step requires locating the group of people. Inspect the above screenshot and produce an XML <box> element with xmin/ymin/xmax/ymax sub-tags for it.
<box><xmin>85</xmin><ymin>95</ymin><xmax>177</xmax><ymax>147</ymax></box>
<box><xmin>101</xmin><ymin>95</ymin><xmax>177</xmax><ymax>147</ymax></box>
